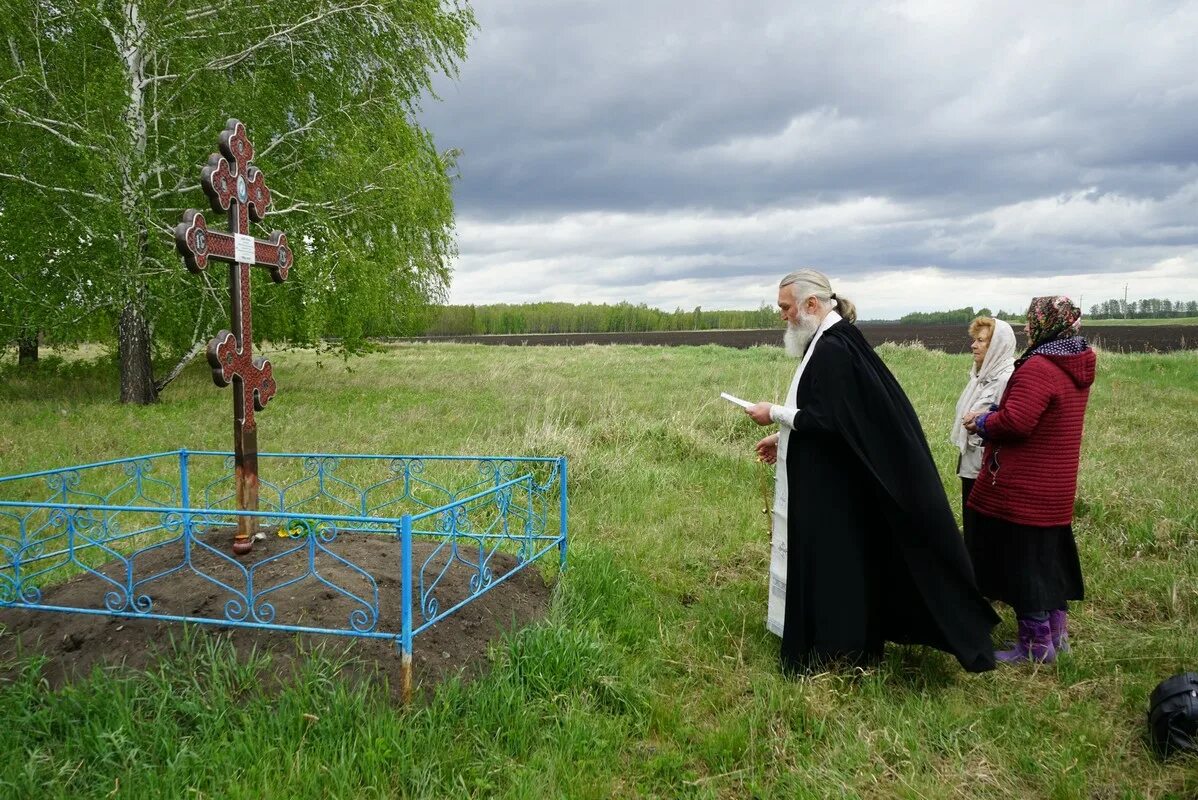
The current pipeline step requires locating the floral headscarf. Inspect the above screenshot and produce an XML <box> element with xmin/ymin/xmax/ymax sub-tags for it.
<box><xmin>1025</xmin><ymin>296</ymin><xmax>1082</xmax><ymax>349</ymax></box>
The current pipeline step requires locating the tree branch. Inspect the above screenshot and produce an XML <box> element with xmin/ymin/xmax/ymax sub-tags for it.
<box><xmin>150</xmin><ymin>182</ymin><xmax>199</xmax><ymax>201</ymax></box>
<box><xmin>198</xmin><ymin>269</ymin><xmax>224</xmax><ymax>307</ymax></box>
<box><xmin>256</xmin><ymin>117</ymin><xmax>325</xmax><ymax>161</ymax></box>
<box><xmin>0</xmin><ymin>172</ymin><xmax>113</xmax><ymax>203</ymax></box>
<box><xmin>165</xmin><ymin>0</ymin><xmax>241</xmax><ymax>27</ymax></box>
<box><xmin>6</xmin><ymin>34</ymin><xmax>22</xmax><ymax>71</ymax></box>
<box><xmin>50</xmin><ymin>198</ymin><xmax>99</xmax><ymax>239</ymax></box>
<box><xmin>139</xmin><ymin>72</ymin><xmax>181</xmax><ymax>87</ymax></box>
<box><xmin>255</xmin><ymin>95</ymin><xmax>385</xmax><ymax>163</ymax></box>
<box><xmin>269</xmin><ymin>175</ymin><xmax>391</xmax><ymax>218</ymax></box>
<box><xmin>154</xmin><ymin>338</ymin><xmax>206</xmax><ymax>393</ymax></box>
<box><xmin>149</xmin><ymin>71</ymin><xmax>204</xmax><ymax>126</ymax></box>
<box><xmin>7</xmin><ymin>108</ymin><xmax>105</xmax><ymax>152</ymax></box>
<box><xmin>204</xmin><ymin>2</ymin><xmax>383</xmax><ymax>71</ymax></box>
<box><xmin>30</xmin><ymin>5</ymin><xmax>61</xmax><ymax>107</ymax></box>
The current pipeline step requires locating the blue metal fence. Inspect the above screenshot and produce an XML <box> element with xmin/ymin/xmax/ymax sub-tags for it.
<box><xmin>0</xmin><ymin>450</ymin><xmax>567</xmax><ymax>699</ymax></box>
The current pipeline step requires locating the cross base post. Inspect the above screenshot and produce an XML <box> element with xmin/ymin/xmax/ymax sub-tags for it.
<box><xmin>233</xmin><ymin>421</ymin><xmax>260</xmax><ymax>555</ymax></box>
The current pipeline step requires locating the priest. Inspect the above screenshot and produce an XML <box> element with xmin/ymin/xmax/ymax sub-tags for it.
<box><xmin>746</xmin><ymin>269</ymin><xmax>998</xmax><ymax>674</ymax></box>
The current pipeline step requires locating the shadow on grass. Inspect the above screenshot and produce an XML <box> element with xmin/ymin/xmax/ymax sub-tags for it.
<box><xmin>780</xmin><ymin>644</ymin><xmax>969</xmax><ymax>695</ymax></box>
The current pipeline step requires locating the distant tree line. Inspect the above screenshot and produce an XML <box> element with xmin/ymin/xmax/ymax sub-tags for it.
<box><xmin>898</xmin><ymin>299</ymin><xmax>1198</xmax><ymax>325</ymax></box>
<box><xmin>420</xmin><ymin>302</ymin><xmax>1042</xmax><ymax>335</ymax></box>
<box><xmin>1088</xmin><ymin>298</ymin><xmax>1198</xmax><ymax>319</ymax></box>
<box><xmin>421</xmin><ymin>302</ymin><xmax>781</xmax><ymax>335</ymax></box>
<box><xmin>897</xmin><ymin>306</ymin><xmax>1025</xmax><ymax>325</ymax></box>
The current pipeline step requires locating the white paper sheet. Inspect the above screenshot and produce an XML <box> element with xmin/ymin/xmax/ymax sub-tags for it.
<box><xmin>720</xmin><ymin>391</ymin><xmax>753</xmax><ymax>409</ymax></box>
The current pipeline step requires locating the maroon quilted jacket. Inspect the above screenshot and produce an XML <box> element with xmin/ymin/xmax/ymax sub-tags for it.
<box><xmin>966</xmin><ymin>348</ymin><xmax>1096</xmax><ymax>527</ymax></box>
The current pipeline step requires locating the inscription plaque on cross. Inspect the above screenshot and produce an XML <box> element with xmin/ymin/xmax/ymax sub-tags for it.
<box><xmin>175</xmin><ymin>118</ymin><xmax>294</xmax><ymax>556</ymax></box>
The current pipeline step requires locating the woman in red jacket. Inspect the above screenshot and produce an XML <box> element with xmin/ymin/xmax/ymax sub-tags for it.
<box><xmin>963</xmin><ymin>296</ymin><xmax>1095</xmax><ymax>664</ymax></box>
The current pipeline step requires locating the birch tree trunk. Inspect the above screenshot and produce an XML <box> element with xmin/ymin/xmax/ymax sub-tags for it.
<box><xmin>114</xmin><ymin>0</ymin><xmax>156</xmax><ymax>403</ymax></box>
<box><xmin>118</xmin><ymin>300</ymin><xmax>156</xmax><ymax>403</ymax></box>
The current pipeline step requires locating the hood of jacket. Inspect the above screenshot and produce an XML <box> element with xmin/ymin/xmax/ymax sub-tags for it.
<box><xmin>1039</xmin><ymin>348</ymin><xmax>1096</xmax><ymax>389</ymax></box>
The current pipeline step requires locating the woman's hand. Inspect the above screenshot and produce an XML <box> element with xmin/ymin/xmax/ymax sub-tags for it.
<box><xmin>962</xmin><ymin>410</ymin><xmax>982</xmax><ymax>434</ymax></box>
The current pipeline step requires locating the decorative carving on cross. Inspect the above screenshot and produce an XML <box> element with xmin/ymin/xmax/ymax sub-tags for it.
<box><xmin>175</xmin><ymin>118</ymin><xmax>294</xmax><ymax>555</ymax></box>
<box><xmin>176</xmin><ymin>119</ymin><xmax>293</xmax><ymax>428</ymax></box>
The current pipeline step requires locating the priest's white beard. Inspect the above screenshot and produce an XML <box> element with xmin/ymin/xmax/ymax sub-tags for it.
<box><xmin>783</xmin><ymin>310</ymin><xmax>820</xmax><ymax>358</ymax></box>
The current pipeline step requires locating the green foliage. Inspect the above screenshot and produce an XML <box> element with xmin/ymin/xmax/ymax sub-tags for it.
<box><xmin>391</xmin><ymin>299</ymin><xmax>1198</xmax><ymax>336</ymax></box>
<box><xmin>1089</xmin><ymin>298</ymin><xmax>1198</xmax><ymax>320</ymax></box>
<box><xmin>423</xmin><ymin>301</ymin><xmax>781</xmax><ymax>335</ymax></box>
<box><xmin>899</xmin><ymin>306</ymin><xmax>982</xmax><ymax>325</ymax></box>
<box><xmin>0</xmin><ymin>343</ymin><xmax>1196</xmax><ymax>797</ymax></box>
<box><xmin>897</xmin><ymin>306</ymin><xmax>1027</xmax><ymax>325</ymax></box>
<box><xmin>0</xmin><ymin>0</ymin><xmax>475</xmax><ymax>378</ymax></box>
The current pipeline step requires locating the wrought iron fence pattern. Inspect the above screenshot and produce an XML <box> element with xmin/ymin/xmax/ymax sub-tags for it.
<box><xmin>0</xmin><ymin>451</ymin><xmax>568</xmax><ymax>688</ymax></box>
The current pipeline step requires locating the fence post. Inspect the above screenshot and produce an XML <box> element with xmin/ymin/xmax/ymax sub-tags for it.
<box><xmin>179</xmin><ymin>449</ymin><xmax>190</xmax><ymax>509</ymax></box>
<box><xmin>400</xmin><ymin>513</ymin><xmax>413</xmax><ymax>704</ymax></box>
<box><xmin>179</xmin><ymin>449</ymin><xmax>192</xmax><ymax>562</ymax></box>
<box><xmin>558</xmin><ymin>457</ymin><xmax>568</xmax><ymax>572</ymax></box>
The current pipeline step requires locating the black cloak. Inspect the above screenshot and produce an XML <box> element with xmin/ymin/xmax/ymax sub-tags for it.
<box><xmin>782</xmin><ymin>320</ymin><xmax>998</xmax><ymax>673</ymax></box>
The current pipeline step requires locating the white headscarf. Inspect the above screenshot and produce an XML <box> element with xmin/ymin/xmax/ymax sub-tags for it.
<box><xmin>950</xmin><ymin>318</ymin><xmax>1017</xmax><ymax>453</ymax></box>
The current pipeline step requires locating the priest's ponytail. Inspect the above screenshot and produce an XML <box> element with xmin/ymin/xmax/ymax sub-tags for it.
<box><xmin>833</xmin><ymin>295</ymin><xmax>857</xmax><ymax>324</ymax></box>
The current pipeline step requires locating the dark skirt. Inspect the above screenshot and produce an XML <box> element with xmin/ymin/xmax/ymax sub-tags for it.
<box><xmin>961</xmin><ymin>477</ymin><xmax>979</xmax><ymax>545</ymax></box>
<box><xmin>966</xmin><ymin>511</ymin><xmax>1085</xmax><ymax>613</ymax></box>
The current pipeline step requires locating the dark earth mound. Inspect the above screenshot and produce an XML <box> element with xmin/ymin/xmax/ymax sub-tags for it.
<box><xmin>0</xmin><ymin>534</ymin><xmax>553</xmax><ymax>702</ymax></box>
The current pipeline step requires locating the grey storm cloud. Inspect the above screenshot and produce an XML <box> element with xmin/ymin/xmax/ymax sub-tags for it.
<box><xmin>418</xmin><ymin>1</ymin><xmax>1198</xmax><ymax>311</ymax></box>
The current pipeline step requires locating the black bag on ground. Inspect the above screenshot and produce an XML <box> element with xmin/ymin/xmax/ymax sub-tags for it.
<box><xmin>1148</xmin><ymin>672</ymin><xmax>1198</xmax><ymax>759</ymax></box>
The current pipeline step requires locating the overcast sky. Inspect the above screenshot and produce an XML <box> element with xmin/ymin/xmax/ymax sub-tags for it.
<box><xmin>418</xmin><ymin>1</ymin><xmax>1198</xmax><ymax>319</ymax></box>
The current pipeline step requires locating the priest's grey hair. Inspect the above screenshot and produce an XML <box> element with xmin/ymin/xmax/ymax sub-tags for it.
<box><xmin>779</xmin><ymin>269</ymin><xmax>857</xmax><ymax>324</ymax></box>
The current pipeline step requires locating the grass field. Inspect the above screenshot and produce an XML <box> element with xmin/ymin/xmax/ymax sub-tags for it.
<box><xmin>0</xmin><ymin>342</ymin><xmax>1196</xmax><ymax>799</ymax></box>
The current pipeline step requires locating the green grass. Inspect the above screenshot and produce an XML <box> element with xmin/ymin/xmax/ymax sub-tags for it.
<box><xmin>0</xmin><ymin>342</ymin><xmax>1196</xmax><ymax>798</ymax></box>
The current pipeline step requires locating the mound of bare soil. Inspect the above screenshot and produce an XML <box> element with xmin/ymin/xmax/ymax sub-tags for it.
<box><xmin>0</xmin><ymin>534</ymin><xmax>553</xmax><ymax>702</ymax></box>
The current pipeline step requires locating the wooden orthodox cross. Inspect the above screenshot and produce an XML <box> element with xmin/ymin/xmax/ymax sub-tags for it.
<box><xmin>175</xmin><ymin>119</ymin><xmax>293</xmax><ymax>555</ymax></box>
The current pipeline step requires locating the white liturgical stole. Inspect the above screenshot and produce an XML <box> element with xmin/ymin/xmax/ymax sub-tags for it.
<box><xmin>767</xmin><ymin>310</ymin><xmax>841</xmax><ymax>637</ymax></box>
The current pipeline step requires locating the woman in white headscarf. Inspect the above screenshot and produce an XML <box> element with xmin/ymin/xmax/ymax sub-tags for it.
<box><xmin>951</xmin><ymin>316</ymin><xmax>1016</xmax><ymax>547</ymax></box>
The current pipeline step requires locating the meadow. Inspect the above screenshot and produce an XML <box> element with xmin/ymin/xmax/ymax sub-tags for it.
<box><xmin>0</xmin><ymin>341</ymin><xmax>1195</xmax><ymax>799</ymax></box>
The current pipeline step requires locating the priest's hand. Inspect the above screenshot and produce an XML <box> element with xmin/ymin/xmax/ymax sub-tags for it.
<box><xmin>746</xmin><ymin>402</ymin><xmax>775</xmax><ymax>425</ymax></box>
<box><xmin>755</xmin><ymin>433</ymin><xmax>779</xmax><ymax>464</ymax></box>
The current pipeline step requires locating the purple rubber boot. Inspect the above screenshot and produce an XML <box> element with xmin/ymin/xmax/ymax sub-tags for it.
<box><xmin>1049</xmin><ymin>609</ymin><xmax>1070</xmax><ymax>653</ymax></box>
<box><xmin>995</xmin><ymin>618</ymin><xmax>1056</xmax><ymax>664</ymax></box>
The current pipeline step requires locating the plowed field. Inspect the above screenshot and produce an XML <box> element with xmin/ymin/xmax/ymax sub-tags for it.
<box><xmin>397</xmin><ymin>324</ymin><xmax>1194</xmax><ymax>353</ymax></box>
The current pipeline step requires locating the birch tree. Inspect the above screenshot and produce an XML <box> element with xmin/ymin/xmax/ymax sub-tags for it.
<box><xmin>0</xmin><ymin>0</ymin><xmax>474</xmax><ymax>401</ymax></box>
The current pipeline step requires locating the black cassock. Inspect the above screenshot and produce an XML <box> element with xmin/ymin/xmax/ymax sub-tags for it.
<box><xmin>782</xmin><ymin>320</ymin><xmax>998</xmax><ymax>673</ymax></box>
